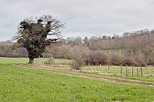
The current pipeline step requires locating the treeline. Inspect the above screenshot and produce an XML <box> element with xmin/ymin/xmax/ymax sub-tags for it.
<box><xmin>0</xmin><ymin>40</ymin><xmax>27</xmax><ymax>57</ymax></box>
<box><xmin>46</xmin><ymin>37</ymin><xmax>153</xmax><ymax>67</ymax></box>
<box><xmin>65</xmin><ymin>28</ymin><xmax>154</xmax><ymax>50</ymax></box>
<box><xmin>0</xmin><ymin>28</ymin><xmax>154</xmax><ymax>66</ymax></box>
<box><xmin>50</xmin><ymin>28</ymin><xmax>154</xmax><ymax>67</ymax></box>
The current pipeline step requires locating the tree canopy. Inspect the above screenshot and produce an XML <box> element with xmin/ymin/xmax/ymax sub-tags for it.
<box><xmin>14</xmin><ymin>15</ymin><xmax>64</xmax><ymax>64</ymax></box>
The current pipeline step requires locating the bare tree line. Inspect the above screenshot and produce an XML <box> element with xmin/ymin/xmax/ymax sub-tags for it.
<box><xmin>0</xmin><ymin>40</ymin><xmax>27</xmax><ymax>57</ymax></box>
<box><xmin>0</xmin><ymin>28</ymin><xmax>154</xmax><ymax>66</ymax></box>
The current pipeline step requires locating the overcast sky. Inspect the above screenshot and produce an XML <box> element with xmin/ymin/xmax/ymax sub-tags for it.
<box><xmin>0</xmin><ymin>0</ymin><xmax>154</xmax><ymax>41</ymax></box>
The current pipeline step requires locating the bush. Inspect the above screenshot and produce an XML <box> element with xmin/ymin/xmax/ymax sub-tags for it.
<box><xmin>122</xmin><ymin>56</ymin><xmax>135</xmax><ymax>66</ymax></box>
<box><xmin>134</xmin><ymin>57</ymin><xmax>147</xmax><ymax>67</ymax></box>
<box><xmin>84</xmin><ymin>51</ymin><xmax>110</xmax><ymax>65</ymax></box>
<box><xmin>71</xmin><ymin>60</ymin><xmax>81</xmax><ymax>70</ymax></box>
<box><xmin>87</xmin><ymin>51</ymin><xmax>96</xmax><ymax>65</ymax></box>
<box><xmin>70</xmin><ymin>51</ymin><xmax>85</xmax><ymax>70</ymax></box>
<box><xmin>147</xmin><ymin>58</ymin><xmax>154</xmax><ymax>65</ymax></box>
<box><xmin>111</xmin><ymin>53</ymin><xmax>123</xmax><ymax>66</ymax></box>
<box><xmin>94</xmin><ymin>51</ymin><xmax>110</xmax><ymax>65</ymax></box>
<box><xmin>44</xmin><ymin>57</ymin><xmax>54</xmax><ymax>65</ymax></box>
<box><xmin>68</xmin><ymin>46</ymin><xmax>147</xmax><ymax>67</ymax></box>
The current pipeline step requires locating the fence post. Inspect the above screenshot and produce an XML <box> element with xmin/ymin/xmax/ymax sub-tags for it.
<box><xmin>50</xmin><ymin>62</ymin><xmax>51</xmax><ymax>66</ymax></box>
<box><xmin>146</xmin><ymin>68</ymin><xmax>148</xmax><ymax>79</ymax></box>
<box><xmin>126</xmin><ymin>66</ymin><xmax>127</xmax><ymax>76</ymax></box>
<box><xmin>141</xmin><ymin>68</ymin><xmax>142</xmax><ymax>78</ymax></box>
<box><xmin>58</xmin><ymin>62</ymin><xmax>60</xmax><ymax>67</ymax></box>
<box><xmin>89</xmin><ymin>64</ymin><xmax>90</xmax><ymax>71</ymax></box>
<box><xmin>121</xmin><ymin>65</ymin><xmax>123</xmax><ymax>75</ymax></box>
<box><xmin>137</xmin><ymin>68</ymin><xmax>138</xmax><ymax>77</ymax></box>
<box><xmin>108</xmin><ymin>66</ymin><xmax>110</xmax><ymax>74</ymax></box>
<box><xmin>152</xmin><ymin>68</ymin><xmax>153</xmax><ymax>76</ymax></box>
<box><xmin>128</xmin><ymin>66</ymin><xmax>129</xmax><ymax>76</ymax></box>
<box><xmin>132</xmin><ymin>66</ymin><xmax>133</xmax><ymax>77</ymax></box>
<box><xmin>93</xmin><ymin>66</ymin><xmax>94</xmax><ymax>71</ymax></box>
<box><xmin>96</xmin><ymin>65</ymin><xmax>98</xmax><ymax>71</ymax></box>
<box><xmin>100</xmin><ymin>64</ymin><xmax>102</xmax><ymax>72</ymax></box>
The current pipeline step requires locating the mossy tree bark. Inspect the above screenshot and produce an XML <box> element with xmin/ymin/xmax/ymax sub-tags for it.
<box><xmin>28</xmin><ymin>58</ymin><xmax>34</xmax><ymax>64</ymax></box>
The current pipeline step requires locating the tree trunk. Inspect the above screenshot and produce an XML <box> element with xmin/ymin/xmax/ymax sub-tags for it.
<box><xmin>29</xmin><ymin>58</ymin><xmax>34</xmax><ymax>64</ymax></box>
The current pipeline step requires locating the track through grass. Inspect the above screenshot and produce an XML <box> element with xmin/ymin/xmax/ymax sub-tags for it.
<box><xmin>17</xmin><ymin>64</ymin><xmax>154</xmax><ymax>87</ymax></box>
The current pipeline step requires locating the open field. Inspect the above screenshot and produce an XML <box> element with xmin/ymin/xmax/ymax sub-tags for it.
<box><xmin>0</xmin><ymin>57</ymin><xmax>72</xmax><ymax>64</ymax></box>
<box><xmin>17</xmin><ymin>63</ymin><xmax>154</xmax><ymax>87</ymax></box>
<box><xmin>0</xmin><ymin>57</ymin><xmax>154</xmax><ymax>101</ymax></box>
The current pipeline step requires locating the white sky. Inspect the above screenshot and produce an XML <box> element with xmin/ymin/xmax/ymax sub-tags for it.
<box><xmin>0</xmin><ymin>0</ymin><xmax>154</xmax><ymax>41</ymax></box>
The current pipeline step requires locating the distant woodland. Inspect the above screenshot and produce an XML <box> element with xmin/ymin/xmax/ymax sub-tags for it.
<box><xmin>0</xmin><ymin>28</ymin><xmax>154</xmax><ymax>66</ymax></box>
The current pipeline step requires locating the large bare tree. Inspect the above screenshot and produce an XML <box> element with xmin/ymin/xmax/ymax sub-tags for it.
<box><xmin>14</xmin><ymin>15</ymin><xmax>64</xmax><ymax>64</ymax></box>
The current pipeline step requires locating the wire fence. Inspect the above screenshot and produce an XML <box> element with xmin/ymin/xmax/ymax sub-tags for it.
<box><xmin>82</xmin><ymin>64</ymin><xmax>154</xmax><ymax>78</ymax></box>
<box><xmin>41</xmin><ymin>62</ymin><xmax>154</xmax><ymax>79</ymax></box>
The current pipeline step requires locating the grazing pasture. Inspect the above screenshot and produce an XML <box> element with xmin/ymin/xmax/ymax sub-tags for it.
<box><xmin>0</xmin><ymin>57</ymin><xmax>154</xmax><ymax>101</ymax></box>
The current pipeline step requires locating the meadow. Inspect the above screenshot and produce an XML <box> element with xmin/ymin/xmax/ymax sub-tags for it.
<box><xmin>0</xmin><ymin>57</ymin><xmax>154</xmax><ymax>101</ymax></box>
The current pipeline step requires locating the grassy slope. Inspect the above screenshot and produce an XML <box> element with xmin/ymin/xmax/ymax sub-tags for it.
<box><xmin>0</xmin><ymin>57</ymin><xmax>154</xmax><ymax>101</ymax></box>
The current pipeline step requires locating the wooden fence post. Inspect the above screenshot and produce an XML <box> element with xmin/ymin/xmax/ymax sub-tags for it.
<box><xmin>127</xmin><ymin>67</ymin><xmax>129</xmax><ymax>76</ymax></box>
<box><xmin>100</xmin><ymin>64</ymin><xmax>102</xmax><ymax>72</ymax></box>
<box><xmin>141</xmin><ymin>68</ymin><xmax>142</xmax><ymax>78</ymax></box>
<box><xmin>132</xmin><ymin>66</ymin><xmax>133</xmax><ymax>77</ymax></box>
<box><xmin>146</xmin><ymin>68</ymin><xmax>148</xmax><ymax>79</ymax></box>
<box><xmin>126</xmin><ymin>66</ymin><xmax>127</xmax><ymax>76</ymax></box>
<box><xmin>121</xmin><ymin>65</ymin><xmax>123</xmax><ymax>75</ymax></box>
<box><xmin>152</xmin><ymin>68</ymin><xmax>153</xmax><ymax>76</ymax></box>
<box><xmin>96</xmin><ymin>65</ymin><xmax>98</xmax><ymax>71</ymax></box>
<box><xmin>89</xmin><ymin>64</ymin><xmax>90</xmax><ymax>71</ymax></box>
<box><xmin>137</xmin><ymin>68</ymin><xmax>138</xmax><ymax>77</ymax></box>
<box><xmin>93</xmin><ymin>66</ymin><xmax>94</xmax><ymax>71</ymax></box>
<box><xmin>145</xmin><ymin>67</ymin><xmax>147</xmax><ymax>75</ymax></box>
<box><xmin>108</xmin><ymin>66</ymin><xmax>110</xmax><ymax>74</ymax></box>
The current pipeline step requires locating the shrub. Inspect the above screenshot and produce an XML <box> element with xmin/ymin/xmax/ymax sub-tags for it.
<box><xmin>93</xmin><ymin>51</ymin><xmax>110</xmax><ymax>65</ymax></box>
<box><xmin>134</xmin><ymin>57</ymin><xmax>147</xmax><ymax>67</ymax></box>
<box><xmin>147</xmin><ymin>58</ymin><xmax>154</xmax><ymax>66</ymax></box>
<box><xmin>44</xmin><ymin>57</ymin><xmax>54</xmax><ymax>65</ymax></box>
<box><xmin>71</xmin><ymin>60</ymin><xmax>80</xmax><ymax>70</ymax></box>
<box><xmin>87</xmin><ymin>51</ymin><xmax>96</xmax><ymax>65</ymax></box>
<box><xmin>82</xmin><ymin>50</ymin><xmax>90</xmax><ymax>65</ymax></box>
<box><xmin>122</xmin><ymin>56</ymin><xmax>135</xmax><ymax>66</ymax></box>
<box><xmin>111</xmin><ymin>53</ymin><xmax>123</xmax><ymax>66</ymax></box>
<box><xmin>85</xmin><ymin>51</ymin><xmax>110</xmax><ymax>65</ymax></box>
<box><xmin>70</xmin><ymin>51</ymin><xmax>85</xmax><ymax>70</ymax></box>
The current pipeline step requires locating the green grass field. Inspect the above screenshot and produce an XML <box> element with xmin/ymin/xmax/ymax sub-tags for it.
<box><xmin>0</xmin><ymin>57</ymin><xmax>71</xmax><ymax>64</ymax></box>
<box><xmin>0</xmin><ymin>57</ymin><xmax>154</xmax><ymax>101</ymax></box>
